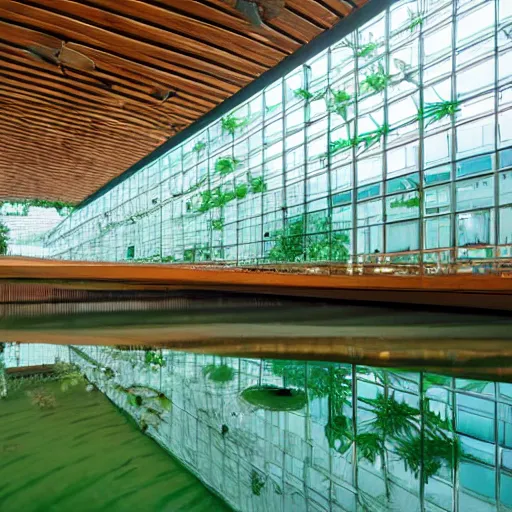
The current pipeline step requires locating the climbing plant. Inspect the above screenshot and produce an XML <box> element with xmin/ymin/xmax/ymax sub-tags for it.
<box><xmin>221</xmin><ymin>114</ymin><xmax>247</xmax><ymax>135</ymax></box>
<box><xmin>0</xmin><ymin>222</ymin><xmax>8</xmax><ymax>255</ymax></box>
<box><xmin>215</xmin><ymin>157</ymin><xmax>241</xmax><ymax>175</ymax></box>
<box><xmin>417</xmin><ymin>100</ymin><xmax>461</xmax><ymax>126</ymax></box>
<box><xmin>360</xmin><ymin>62</ymin><xmax>392</xmax><ymax>94</ymax></box>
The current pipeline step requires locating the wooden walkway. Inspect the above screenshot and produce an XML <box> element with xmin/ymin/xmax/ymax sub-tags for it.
<box><xmin>0</xmin><ymin>257</ymin><xmax>510</xmax><ymax>310</ymax></box>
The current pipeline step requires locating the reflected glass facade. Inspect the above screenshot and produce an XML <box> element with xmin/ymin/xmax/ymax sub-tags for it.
<box><xmin>45</xmin><ymin>0</ymin><xmax>512</xmax><ymax>265</ymax></box>
<box><xmin>69</xmin><ymin>345</ymin><xmax>512</xmax><ymax>512</ymax></box>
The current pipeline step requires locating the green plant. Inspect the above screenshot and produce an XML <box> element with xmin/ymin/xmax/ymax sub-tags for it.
<box><xmin>183</xmin><ymin>249</ymin><xmax>195</xmax><ymax>262</ymax></box>
<box><xmin>145</xmin><ymin>351</ymin><xmax>165</xmax><ymax>367</ymax></box>
<box><xmin>329</xmin><ymin>137</ymin><xmax>356</xmax><ymax>155</ymax></box>
<box><xmin>0</xmin><ymin>222</ymin><xmax>9</xmax><ymax>255</ymax></box>
<box><xmin>215</xmin><ymin>157</ymin><xmax>241</xmax><ymax>175</ymax></box>
<box><xmin>360</xmin><ymin>62</ymin><xmax>392</xmax><ymax>94</ymax></box>
<box><xmin>329</xmin><ymin>123</ymin><xmax>388</xmax><ymax>156</ymax></box>
<box><xmin>418</xmin><ymin>100</ymin><xmax>461</xmax><ymax>126</ymax></box>
<box><xmin>327</xmin><ymin>89</ymin><xmax>352</xmax><ymax>119</ymax></box>
<box><xmin>357</xmin><ymin>123</ymin><xmax>389</xmax><ymax>149</ymax></box>
<box><xmin>408</xmin><ymin>9</ymin><xmax>424</xmax><ymax>32</ymax></box>
<box><xmin>251</xmin><ymin>471</ymin><xmax>266</xmax><ymax>496</ymax></box>
<box><xmin>390</xmin><ymin>196</ymin><xmax>420</xmax><ymax>209</ymax></box>
<box><xmin>202</xmin><ymin>363</ymin><xmax>235</xmax><ymax>383</ymax></box>
<box><xmin>293</xmin><ymin>88</ymin><xmax>314</xmax><ymax>101</ymax></box>
<box><xmin>308</xmin><ymin>231</ymin><xmax>350</xmax><ymax>262</ymax></box>
<box><xmin>358</xmin><ymin>41</ymin><xmax>379</xmax><ymax>58</ymax></box>
<box><xmin>249</xmin><ymin>175</ymin><xmax>267</xmax><ymax>194</ymax></box>
<box><xmin>234</xmin><ymin>183</ymin><xmax>249</xmax><ymax>199</ymax></box>
<box><xmin>211</xmin><ymin>219</ymin><xmax>224</xmax><ymax>231</ymax></box>
<box><xmin>221</xmin><ymin>114</ymin><xmax>247</xmax><ymax>135</ymax></box>
<box><xmin>193</xmin><ymin>141</ymin><xmax>207</xmax><ymax>153</ymax></box>
<box><xmin>342</xmin><ymin>39</ymin><xmax>380</xmax><ymax>59</ymax></box>
<box><xmin>241</xmin><ymin>385</ymin><xmax>307</xmax><ymax>411</ymax></box>
<box><xmin>268</xmin><ymin>217</ymin><xmax>305</xmax><ymax>262</ymax></box>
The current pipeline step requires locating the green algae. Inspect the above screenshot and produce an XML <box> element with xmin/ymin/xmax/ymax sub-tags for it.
<box><xmin>0</xmin><ymin>381</ymin><xmax>230</xmax><ymax>512</ymax></box>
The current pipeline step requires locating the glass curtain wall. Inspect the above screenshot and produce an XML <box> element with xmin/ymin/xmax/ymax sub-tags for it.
<box><xmin>45</xmin><ymin>0</ymin><xmax>512</xmax><ymax>266</ymax></box>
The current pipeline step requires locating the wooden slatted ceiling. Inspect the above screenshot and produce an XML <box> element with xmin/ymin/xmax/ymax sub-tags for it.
<box><xmin>0</xmin><ymin>0</ymin><xmax>368</xmax><ymax>203</ymax></box>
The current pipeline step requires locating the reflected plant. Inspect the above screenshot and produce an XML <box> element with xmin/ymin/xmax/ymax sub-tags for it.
<box><xmin>144</xmin><ymin>351</ymin><xmax>165</xmax><ymax>368</ymax></box>
<box><xmin>203</xmin><ymin>363</ymin><xmax>235</xmax><ymax>383</ymax></box>
<box><xmin>251</xmin><ymin>470</ymin><xmax>266</xmax><ymax>496</ymax></box>
<box><xmin>53</xmin><ymin>361</ymin><xmax>84</xmax><ymax>392</ymax></box>
<box><xmin>27</xmin><ymin>387</ymin><xmax>57</xmax><ymax>409</ymax></box>
<box><xmin>360</xmin><ymin>62</ymin><xmax>392</xmax><ymax>94</ymax></box>
<box><xmin>390</xmin><ymin>196</ymin><xmax>420</xmax><ymax>209</ymax></box>
<box><xmin>417</xmin><ymin>100</ymin><xmax>461</xmax><ymax>126</ymax></box>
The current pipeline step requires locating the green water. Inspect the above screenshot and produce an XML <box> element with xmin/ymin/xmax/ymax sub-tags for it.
<box><xmin>0</xmin><ymin>381</ymin><xmax>230</xmax><ymax>512</ymax></box>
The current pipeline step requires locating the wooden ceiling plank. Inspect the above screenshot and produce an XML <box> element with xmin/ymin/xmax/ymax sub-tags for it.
<box><xmin>155</xmin><ymin>0</ymin><xmax>301</xmax><ymax>53</ymax></box>
<box><xmin>0</xmin><ymin>20</ymin><xmax>235</xmax><ymax>101</ymax></box>
<box><xmin>0</xmin><ymin>103</ymin><xmax>166</xmax><ymax>146</ymax></box>
<box><xmin>0</xmin><ymin>121</ymin><xmax>157</xmax><ymax>156</ymax></box>
<box><xmin>0</xmin><ymin>71</ymin><xmax>177</xmax><ymax>136</ymax></box>
<box><xmin>0</xmin><ymin>85</ymin><xmax>175</xmax><ymax>135</ymax></box>
<box><xmin>0</xmin><ymin>57</ymin><xmax>200</xmax><ymax>125</ymax></box>
<box><xmin>3</xmin><ymin>1</ymin><xmax>260</xmax><ymax>84</ymax></box>
<box><xmin>267</xmin><ymin>9</ymin><xmax>324</xmax><ymax>43</ymax></box>
<box><xmin>66</xmin><ymin>43</ymin><xmax>222</xmax><ymax>109</ymax></box>
<box><xmin>84</xmin><ymin>0</ymin><xmax>286</xmax><ymax>65</ymax></box>
<box><xmin>318</xmin><ymin>0</ymin><xmax>353</xmax><ymax>17</ymax></box>
<box><xmin>286</xmin><ymin>0</ymin><xmax>341</xmax><ymax>28</ymax></box>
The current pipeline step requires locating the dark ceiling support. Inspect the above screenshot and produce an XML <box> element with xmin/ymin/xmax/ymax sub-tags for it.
<box><xmin>78</xmin><ymin>0</ymin><xmax>399</xmax><ymax>210</ymax></box>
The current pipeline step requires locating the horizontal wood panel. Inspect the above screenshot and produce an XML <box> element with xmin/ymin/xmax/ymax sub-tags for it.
<box><xmin>0</xmin><ymin>0</ymin><xmax>367</xmax><ymax>202</ymax></box>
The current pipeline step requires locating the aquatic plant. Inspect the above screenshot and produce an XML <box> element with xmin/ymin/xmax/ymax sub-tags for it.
<box><xmin>202</xmin><ymin>363</ymin><xmax>235</xmax><ymax>383</ymax></box>
<box><xmin>26</xmin><ymin>387</ymin><xmax>57</xmax><ymax>409</ymax></box>
<box><xmin>360</xmin><ymin>62</ymin><xmax>392</xmax><ymax>94</ymax></box>
<box><xmin>241</xmin><ymin>385</ymin><xmax>307</xmax><ymax>411</ymax></box>
<box><xmin>215</xmin><ymin>157</ymin><xmax>241</xmax><ymax>175</ymax></box>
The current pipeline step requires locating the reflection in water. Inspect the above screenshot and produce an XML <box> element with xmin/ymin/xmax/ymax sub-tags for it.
<box><xmin>2</xmin><ymin>343</ymin><xmax>512</xmax><ymax>511</ymax></box>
